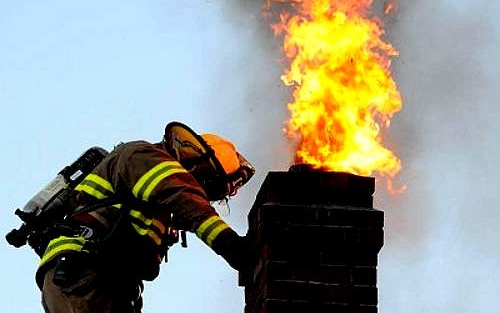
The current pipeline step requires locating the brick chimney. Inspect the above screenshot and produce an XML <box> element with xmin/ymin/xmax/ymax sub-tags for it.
<box><xmin>239</xmin><ymin>166</ymin><xmax>384</xmax><ymax>313</ymax></box>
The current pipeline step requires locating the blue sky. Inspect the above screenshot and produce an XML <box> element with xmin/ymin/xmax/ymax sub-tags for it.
<box><xmin>0</xmin><ymin>1</ymin><xmax>288</xmax><ymax>312</ymax></box>
<box><xmin>2</xmin><ymin>0</ymin><xmax>500</xmax><ymax>312</ymax></box>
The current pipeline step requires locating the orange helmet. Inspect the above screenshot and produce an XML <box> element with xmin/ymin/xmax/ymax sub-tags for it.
<box><xmin>200</xmin><ymin>134</ymin><xmax>240</xmax><ymax>176</ymax></box>
<box><xmin>163</xmin><ymin>122</ymin><xmax>255</xmax><ymax>201</ymax></box>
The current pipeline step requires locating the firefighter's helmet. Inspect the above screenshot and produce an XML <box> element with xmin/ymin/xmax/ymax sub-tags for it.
<box><xmin>163</xmin><ymin>121</ymin><xmax>255</xmax><ymax>201</ymax></box>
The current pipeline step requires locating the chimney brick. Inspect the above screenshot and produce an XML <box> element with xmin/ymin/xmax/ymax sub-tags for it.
<box><xmin>240</xmin><ymin>170</ymin><xmax>384</xmax><ymax>313</ymax></box>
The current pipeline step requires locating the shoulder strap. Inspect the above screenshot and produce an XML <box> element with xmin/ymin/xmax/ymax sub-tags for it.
<box><xmin>70</xmin><ymin>197</ymin><xmax>122</xmax><ymax>217</ymax></box>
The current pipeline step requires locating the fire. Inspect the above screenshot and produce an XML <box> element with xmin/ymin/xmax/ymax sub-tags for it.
<box><xmin>267</xmin><ymin>0</ymin><xmax>403</xmax><ymax>189</ymax></box>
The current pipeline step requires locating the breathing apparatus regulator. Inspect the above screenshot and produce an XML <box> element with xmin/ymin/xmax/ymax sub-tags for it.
<box><xmin>6</xmin><ymin>147</ymin><xmax>109</xmax><ymax>251</ymax></box>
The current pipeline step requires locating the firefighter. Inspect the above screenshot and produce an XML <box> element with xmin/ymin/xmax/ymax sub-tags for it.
<box><xmin>37</xmin><ymin>121</ymin><xmax>255</xmax><ymax>313</ymax></box>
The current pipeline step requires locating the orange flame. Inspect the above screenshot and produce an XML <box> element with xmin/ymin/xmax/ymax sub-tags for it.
<box><xmin>268</xmin><ymin>0</ymin><xmax>403</xmax><ymax>189</ymax></box>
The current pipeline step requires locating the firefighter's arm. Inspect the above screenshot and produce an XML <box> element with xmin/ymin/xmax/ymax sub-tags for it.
<box><xmin>114</xmin><ymin>141</ymin><xmax>248</xmax><ymax>269</ymax></box>
<box><xmin>150</xmin><ymin>177</ymin><xmax>250</xmax><ymax>270</ymax></box>
<box><xmin>194</xmin><ymin>215</ymin><xmax>249</xmax><ymax>271</ymax></box>
<box><xmin>149</xmin><ymin>178</ymin><xmax>249</xmax><ymax>270</ymax></box>
<box><xmin>144</xmin><ymin>169</ymin><xmax>249</xmax><ymax>269</ymax></box>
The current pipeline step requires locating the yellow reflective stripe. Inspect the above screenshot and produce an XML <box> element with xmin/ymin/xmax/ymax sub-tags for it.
<box><xmin>129</xmin><ymin>209</ymin><xmax>165</xmax><ymax>246</ymax></box>
<box><xmin>205</xmin><ymin>223</ymin><xmax>230</xmax><ymax>247</ymax></box>
<box><xmin>143</xmin><ymin>166</ymin><xmax>187</xmax><ymax>200</ymax></box>
<box><xmin>130</xmin><ymin>209</ymin><xmax>150</xmax><ymax>224</ymax></box>
<box><xmin>196</xmin><ymin>216</ymin><xmax>230</xmax><ymax>247</ymax></box>
<box><xmin>39</xmin><ymin>236</ymin><xmax>86</xmax><ymax>266</ymax></box>
<box><xmin>196</xmin><ymin>216</ymin><xmax>219</xmax><ymax>238</ymax></box>
<box><xmin>152</xmin><ymin>219</ymin><xmax>166</xmax><ymax>234</ymax></box>
<box><xmin>85</xmin><ymin>174</ymin><xmax>114</xmax><ymax>193</ymax></box>
<box><xmin>131</xmin><ymin>223</ymin><xmax>162</xmax><ymax>246</ymax></box>
<box><xmin>74</xmin><ymin>184</ymin><xmax>106</xmax><ymax>199</ymax></box>
<box><xmin>147</xmin><ymin>229</ymin><xmax>162</xmax><ymax>246</ymax></box>
<box><xmin>74</xmin><ymin>173</ymin><xmax>115</xmax><ymax>199</ymax></box>
<box><xmin>132</xmin><ymin>161</ymin><xmax>187</xmax><ymax>201</ymax></box>
<box><xmin>131</xmin><ymin>222</ymin><xmax>149</xmax><ymax>236</ymax></box>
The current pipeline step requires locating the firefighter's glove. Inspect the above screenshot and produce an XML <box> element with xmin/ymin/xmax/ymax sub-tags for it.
<box><xmin>212</xmin><ymin>231</ymin><xmax>253</xmax><ymax>271</ymax></box>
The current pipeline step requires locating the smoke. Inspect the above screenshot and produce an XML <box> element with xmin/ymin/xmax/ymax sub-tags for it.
<box><xmin>1</xmin><ymin>0</ymin><xmax>495</xmax><ymax>312</ymax></box>
<box><xmin>218</xmin><ymin>0</ymin><xmax>500</xmax><ymax>312</ymax></box>
<box><xmin>216</xmin><ymin>0</ymin><xmax>292</xmax><ymax>171</ymax></box>
<box><xmin>377</xmin><ymin>0</ymin><xmax>500</xmax><ymax>312</ymax></box>
<box><xmin>198</xmin><ymin>0</ymin><xmax>293</xmax><ymax>231</ymax></box>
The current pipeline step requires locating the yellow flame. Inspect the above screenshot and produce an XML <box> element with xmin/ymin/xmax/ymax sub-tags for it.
<box><xmin>268</xmin><ymin>0</ymin><xmax>403</xmax><ymax>188</ymax></box>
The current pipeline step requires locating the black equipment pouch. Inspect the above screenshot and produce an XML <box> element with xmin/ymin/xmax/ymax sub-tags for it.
<box><xmin>51</xmin><ymin>254</ymin><xmax>93</xmax><ymax>288</ymax></box>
